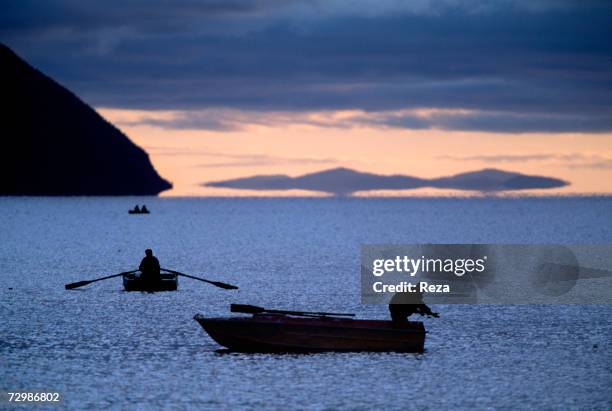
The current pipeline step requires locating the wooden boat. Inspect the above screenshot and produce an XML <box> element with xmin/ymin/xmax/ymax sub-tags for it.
<box><xmin>122</xmin><ymin>272</ymin><xmax>178</xmax><ymax>292</ymax></box>
<box><xmin>193</xmin><ymin>313</ymin><xmax>425</xmax><ymax>353</ymax></box>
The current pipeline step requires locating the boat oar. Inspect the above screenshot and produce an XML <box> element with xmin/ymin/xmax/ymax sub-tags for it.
<box><xmin>65</xmin><ymin>269</ymin><xmax>138</xmax><ymax>290</ymax></box>
<box><xmin>161</xmin><ymin>268</ymin><xmax>238</xmax><ymax>290</ymax></box>
<box><xmin>231</xmin><ymin>304</ymin><xmax>355</xmax><ymax>317</ymax></box>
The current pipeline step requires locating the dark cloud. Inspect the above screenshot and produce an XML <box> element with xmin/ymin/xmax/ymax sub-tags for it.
<box><xmin>117</xmin><ymin>108</ymin><xmax>612</xmax><ymax>134</ymax></box>
<box><xmin>1</xmin><ymin>0</ymin><xmax>611</xmax><ymax>132</ymax></box>
<box><xmin>122</xmin><ymin>112</ymin><xmax>241</xmax><ymax>131</ymax></box>
<box><xmin>368</xmin><ymin>111</ymin><xmax>612</xmax><ymax>133</ymax></box>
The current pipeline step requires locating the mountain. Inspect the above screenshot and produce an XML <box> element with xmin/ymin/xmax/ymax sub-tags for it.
<box><xmin>430</xmin><ymin>168</ymin><xmax>567</xmax><ymax>191</ymax></box>
<box><xmin>206</xmin><ymin>167</ymin><xmax>568</xmax><ymax>195</ymax></box>
<box><xmin>0</xmin><ymin>43</ymin><xmax>171</xmax><ymax>195</ymax></box>
<box><xmin>207</xmin><ymin>167</ymin><xmax>425</xmax><ymax>195</ymax></box>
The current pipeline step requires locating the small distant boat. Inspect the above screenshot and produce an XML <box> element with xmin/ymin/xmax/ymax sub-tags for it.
<box><xmin>128</xmin><ymin>209</ymin><xmax>150</xmax><ymax>214</ymax></box>
<box><xmin>194</xmin><ymin>305</ymin><xmax>425</xmax><ymax>353</ymax></box>
<box><xmin>122</xmin><ymin>271</ymin><xmax>178</xmax><ymax>292</ymax></box>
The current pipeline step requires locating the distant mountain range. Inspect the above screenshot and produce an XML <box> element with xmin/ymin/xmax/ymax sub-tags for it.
<box><xmin>0</xmin><ymin>43</ymin><xmax>171</xmax><ymax>195</ymax></box>
<box><xmin>206</xmin><ymin>167</ymin><xmax>568</xmax><ymax>195</ymax></box>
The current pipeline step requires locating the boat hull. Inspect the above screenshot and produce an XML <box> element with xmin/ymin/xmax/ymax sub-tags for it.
<box><xmin>122</xmin><ymin>272</ymin><xmax>178</xmax><ymax>292</ymax></box>
<box><xmin>194</xmin><ymin>314</ymin><xmax>425</xmax><ymax>353</ymax></box>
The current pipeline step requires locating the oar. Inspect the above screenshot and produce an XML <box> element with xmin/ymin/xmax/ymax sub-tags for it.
<box><xmin>231</xmin><ymin>304</ymin><xmax>355</xmax><ymax>318</ymax></box>
<box><xmin>161</xmin><ymin>268</ymin><xmax>238</xmax><ymax>290</ymax></box>
<box><xmin>65</xmin><ymin>269</ymin><xmax>138</xmax><ymax>290</ymax></box>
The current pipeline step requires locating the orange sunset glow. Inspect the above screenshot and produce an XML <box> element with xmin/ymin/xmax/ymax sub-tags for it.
<box><xmin>99</xmin><ymin>108</ymin><xmax>612</xmax><ymax>196</ymax></box>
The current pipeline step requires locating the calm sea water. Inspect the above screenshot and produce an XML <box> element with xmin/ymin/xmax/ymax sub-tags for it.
<box><xmin>1</xmin><ymin>197</ymin><xmax>611</xmax><ymax>410</ymax></box>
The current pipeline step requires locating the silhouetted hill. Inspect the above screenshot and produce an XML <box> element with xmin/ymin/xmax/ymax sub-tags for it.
<box><xmin>206</xmin><ymin>167</ymin><xmax>568</xmax><ymax>195</ymax></box>
<box><xmin>430</xmin><ymin>168</ymin><xmax>567</xmax><ymax>191</ymax></box>
<box><xmin>292</xmin><ymin>167</ymin><xmax>425</xmax><ymax>195</ymax></box>
<box><xmin>0</xmin><ymin>43</ymin><xmax>171</xmax><ymax>195</ymax></box>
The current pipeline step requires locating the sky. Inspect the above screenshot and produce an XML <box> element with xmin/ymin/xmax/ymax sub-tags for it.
<box><xmin>1</xmin><ymin>0</ymin><xmax>612</xmax><ymax>195</ymax></box>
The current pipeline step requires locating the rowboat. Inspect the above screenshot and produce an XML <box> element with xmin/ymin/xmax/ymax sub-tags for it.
<box><xmin>193</xmin><ymin>312</ymin><xmax>426</xmax><ymax>353</ymax></box>
<box><xmin>122</xmin><ymin>271</ymin><xmax>178</xmax><ymax>292</ymax></box>
<box><xmin>65</xmin><ymin>268</ymin><xmax>236</xmax><ymax>291</ymax></box>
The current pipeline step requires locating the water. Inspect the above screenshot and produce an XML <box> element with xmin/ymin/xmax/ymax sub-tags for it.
<box><xmin>1</xmin><ymin>197</ymin><xmax>611</xmax><ymax>410</ymax></box>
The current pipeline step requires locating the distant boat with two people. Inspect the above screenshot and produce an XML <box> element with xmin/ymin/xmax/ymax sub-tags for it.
<box><xmin>129</xmin><ymin>204</ymin><xmax>150</xmax><ymax>214</ymax></box>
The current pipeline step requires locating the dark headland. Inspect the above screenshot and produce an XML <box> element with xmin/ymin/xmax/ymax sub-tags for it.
<box><xmin>0</xmin><ymin>43</ymin><xmax>171</xmax><ymax>195</ymax></box>
<box><xmin>206</xmin><ymin>167</ymin><xmax>569</xmax><ymax>195</ymax></box>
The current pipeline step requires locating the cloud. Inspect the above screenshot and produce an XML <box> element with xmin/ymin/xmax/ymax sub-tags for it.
<box><xmin>145</xmin><ymin>146</ymin><xmax>338</xmax><ymax>167</ymax></box>
<box><xmin>121</xmin><ymin>111</ymin><xmax>242</xmax><ymax>131</ymax></box>
<box><xmin>440</xmin><ymin>153</ymin><xmax>612</xmax><ymax>169</ymax></box>
<box><xmin>360</xmin><ymin>111</ymin><xmax>612</xmax><ymax>133</ymax></box>
<box><xmin>2</xmin><ymin>0</ymin><xmax>612</xmax><ymax>132</ymax></box>
<box><xmin>112</xmin><ymin>107</ymin><xmax>612</xmax><ymax>134</ymax></box>
<box><xmin>107</xmin><ymin>108</ymin><xmax>365</xmax><ymax>131</ymax></box>
<box><xmin>193</xmin><ymin>152</ymin><xmax>337</xmax><ymax>168</ymax></box>
<box><xmin>195</xmin><ymin>154</ymin><xmax>336</xmax><ymax>168</ymax></box>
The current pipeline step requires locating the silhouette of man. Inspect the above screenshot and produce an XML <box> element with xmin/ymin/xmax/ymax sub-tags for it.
<box><xmin>139</xmin><ymin>249</ymin><xmax>160</xmax><ymax>285</ymax></box>
<box><xmin>389</xmin><ymin>283</ymin><xmax>439</xmax><ymax>324</ymax></box>
<box><xmin>134</xmin><ymin>205</ymin><xmax>141</xmax><ymax>212</ymax></box>
<box><xmin>141</xmin><ymin>205</ymin><xmax>149</xmax><ymax>213</ymax></box>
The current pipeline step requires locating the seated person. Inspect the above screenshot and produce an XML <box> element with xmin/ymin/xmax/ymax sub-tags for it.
<box><xmin>139</xmin><ymin>249</ymin><xmax>161</xmax><ymax>284</ymax></box>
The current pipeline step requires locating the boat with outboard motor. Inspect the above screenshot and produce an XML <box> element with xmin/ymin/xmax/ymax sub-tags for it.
<box><xmin>194</xmin><ymin>304</ymin><xmax>426</xmax><ymax>353</ymax></box>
